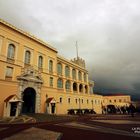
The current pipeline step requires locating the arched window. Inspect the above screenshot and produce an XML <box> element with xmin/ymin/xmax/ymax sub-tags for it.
<box><xmin>72</xmin><ymin>69</ymin><xmax>76</xmax><ymax>80</ymax></box>
<box><xmin>75</xmin><ymin>99</ymin><xmax>78</xmax><ymax>104</ymax></box>
<box><xmin>65</xmin><ymin>66</ymin><xmax>70</xmax><ymax>77</ymax></box>
<box><xmin>38</xmin><ymin>56</ymin><xmax>43</xmax><ymax>68</ymax></box>
<box><xmin>57</xmin><ymin>63</ymin><xmax>62</xmax><ymax>75</ymax></box>
<box><xmin>57</xmin><ymin>78</ymin><xmax>63</xmax><ymax>88</ymax></box>
<box><xmin>68</xmin><ymin>98</ymin><xmax>71</xmax><ymax>104</ymax></box>
<box><xmin>24</xmin><ymin>50</ymin><xmax>31</xmax><ymax>64</ymax></box>
<box><xmin>7</xmin><ymin>44</ymin><xmax>15</xmax><ymax>59</ymax></box>
<box><xmin>78</xmin><ymin>71</ymin><xmax>82</xmax><ymax>81</ymax></box>
<box><xmin>49</xmin><ymin>60</ymin><xmax>53</xmax><ymax>73</ymax></box>
<box><xmin>60</xmin><ymin>97</ymin><xmax>62</xmax><ymax>103</ymax></box>
<box><xmin>79</xmin><ymin>84</ymin><xmax>83</xmax><ymax>93</ymax></box>
<box><xmin>85</xmin><ymin>85</ymin><xmax>88</xmax><ymax>93</ymax></box>
<box><xmin>65</xmin><ymin>80</ymin><xmax>70</xmax><ymax>90</ymax></box>
<box><xmin>73</xmin><ymin>82</ymin><xmax>77</xmax><ymax>92</ymax></box>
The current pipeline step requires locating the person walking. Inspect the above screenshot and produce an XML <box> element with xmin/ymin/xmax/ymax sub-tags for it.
<box><xmin>129</xmin><ymin>103</ymin><xmax>136</xmax><ymax>117</ymax></box>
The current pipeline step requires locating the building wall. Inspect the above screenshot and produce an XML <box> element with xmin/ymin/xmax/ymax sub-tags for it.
<box><xmin>102</xmin><ymin>95</ymin><xmax>131</xmax><ymax>107</ymax></box>
<box><xmin>0</xmin><ymin>19</ymin><xmax>131</xmax><ymax>117</ymax></box>
<box><xmin>0</xmin><ymin>80</ymin><xmax>18</xmax><ymax>116</ymax></box>
<box><xmin>0</xmin><ymin>20</ymin><xmax>58</xmax><ymax>116</ymax></box>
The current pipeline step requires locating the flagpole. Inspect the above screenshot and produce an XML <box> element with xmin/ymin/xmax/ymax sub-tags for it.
<box><xmin>76</xmin><ymin>41</ymin><xmax>78</xmax><ymax>59</ymax></box>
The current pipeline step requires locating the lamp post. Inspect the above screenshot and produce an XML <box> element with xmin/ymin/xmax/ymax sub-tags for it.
<box><xmin>91</xmin><ymin>100</ymin><xmax>93</xmax><ymax>109</ymax></box>
<box><xmin>79</xmin><ymin>98</ymin><xmax>81</xmax><ymax>110</ymax></box>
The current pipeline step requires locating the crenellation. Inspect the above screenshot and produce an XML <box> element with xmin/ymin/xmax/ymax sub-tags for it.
<box><xmin>71</xmin><ymin>57</ymin><xmax>86</xmax><ymax>68</ymax></box>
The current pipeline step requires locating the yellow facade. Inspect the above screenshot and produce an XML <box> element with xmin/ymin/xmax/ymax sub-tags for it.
<box><xmin>102</xmin><ymin>95</ymin><xmax>131</xmax><ymax>114</ymax></box>
<box><xmin>102</xmin><ymin>95</ymin><xmax>131</xmax><ymax>107</ymax></box>
<box><xmin>0</xmin><ymin>19</ymin><xmax>131</xmax><ymax>117</ymax></box>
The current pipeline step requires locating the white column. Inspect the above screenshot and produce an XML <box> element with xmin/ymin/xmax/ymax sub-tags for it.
<box><xmin>36</xmin><ymin>93</ymin><xmax>41</xmax><ymax>113</ymax></box>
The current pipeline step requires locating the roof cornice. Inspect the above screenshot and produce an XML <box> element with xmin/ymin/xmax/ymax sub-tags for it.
<box><xmin>0</xmin><ymin>19</ymin><xmax>57</xmax><ymax>53</ymax></box>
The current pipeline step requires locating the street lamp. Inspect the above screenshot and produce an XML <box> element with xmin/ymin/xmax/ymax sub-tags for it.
<box><xmin>91</xmin><ymin>100</ymin><xmax>93</xmax><ymax>109</ymax></box>
<box><xmin>79</xmin><ymin>98</ymin><xmax>81</xmax><ymax>110</ymax></box>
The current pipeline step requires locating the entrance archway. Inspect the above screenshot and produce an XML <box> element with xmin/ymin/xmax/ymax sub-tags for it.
<box><xmin>22</xmin><ymin>87</ymin><xmax>36</xmax><ymax>113</ymax></box>
<box><xmin>107</xmin><ymin>105</ymin><xmax>116</xmax><ymax>114</ymax></box>
<box><xmin>73</xmin><ymin>82</ymin><xmax>77</xmax><ymax>92</ymax></box>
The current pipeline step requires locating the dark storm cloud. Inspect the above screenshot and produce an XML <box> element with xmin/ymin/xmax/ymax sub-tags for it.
<box><xmin>0</xmin><ymin>0</ymin><xmax>140</xmax><ymax>99</ymax></box>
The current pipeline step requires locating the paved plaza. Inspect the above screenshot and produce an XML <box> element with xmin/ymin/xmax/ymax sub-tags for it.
<box><xmin>0</xmin><ymin>114</ymin><xmax>140</xmax><ymax>140</ymax></box>
<box><xmin>3</xmin><ymin>127</ymin><xmax>62</xmax><ymax>140</ymax></box>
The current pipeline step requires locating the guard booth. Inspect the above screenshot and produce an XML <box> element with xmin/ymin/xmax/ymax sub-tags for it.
<box><xmin>46</xmin><ymin>97</ymin><xmax>56</xmax><ymax>114</ymax></box>
<box><xmin>3</xmin><ymin>95</ymin><xmax>23</xmax><ymax>117</ymax></box>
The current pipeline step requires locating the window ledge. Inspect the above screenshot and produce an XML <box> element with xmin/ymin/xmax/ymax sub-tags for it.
<box><xmin>24</xmin><ymin>63</ymin><xmax>31</xmax><ymax>67</ymax></box>
<box><xmin>7</xmin><ymin>58</ymin><xmax>15</xmax><ymax>64</ymax></box>
<box><xmin>5</xmin><ymin>76</ymin><xmax>12</xmax><ymax>80</ymax></box>
<box><xmin>38</xmin><ymin>68</ymin><xmax>43</xmax><ymax>72</ymax></box>
<box><xmin>57</xmin><ymin>88</ymin><xmax>64</xmax><ymax>91</ymax></box>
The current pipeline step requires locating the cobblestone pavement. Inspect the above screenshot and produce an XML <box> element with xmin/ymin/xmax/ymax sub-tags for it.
<box><xmin>0</xmin><ymin>115</ymin><xmax>36</xmax><ymax>124</ymax></box>
<box><xmin>3</xmin><ymin>127</ymin><xmax>62</xmax><ymax>140</ymax></box>
<box><xmin>91</xmin><ymin>120</ymin><xmax>140</xmax><ymax>124</ymax></box>
<box><xmin>0</xmin><ymin>114</ymin><xmax>140</xmax><ymax>140</ymax></box>
<box><xmin>56</xmin><ymin>121</ymin><xmax>140</xmax><ymax>138</ymax></box>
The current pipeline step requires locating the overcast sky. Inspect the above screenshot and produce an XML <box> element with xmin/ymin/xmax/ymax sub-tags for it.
<box><xmin>0</xmin><ymin>0</ymin><xmax>140</xmax><ymax>99</ymax></box>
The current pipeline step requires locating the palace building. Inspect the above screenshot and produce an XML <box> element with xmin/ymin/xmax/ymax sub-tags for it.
<box><xmin>0</xmin><ymin>19</ymin><xmax>131</xmax><ymax>117</ymax></box>
<box><xmin>102</xmin><ymin>94</ymin><xmax>131</xmax><ymax>114</ymax></box>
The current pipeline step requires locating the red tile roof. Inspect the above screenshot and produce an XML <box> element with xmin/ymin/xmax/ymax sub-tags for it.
<box><xmin>46</xmin><ymin>97</ymin><xmax>54</xmax><ymax>103</ymax></box>
<box><xmin>4</xmin><ymin>94</ymin><xmax>16</xmax><ymax>102</ymax></box>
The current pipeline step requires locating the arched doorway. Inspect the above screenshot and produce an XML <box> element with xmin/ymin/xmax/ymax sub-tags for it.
<box><xmin>73</xmin><ymin>82</ymin><xmax>77</xmax><ymax>92</ymax></box>
<box><xmin>107</xmin><ymin>105</ymin><xmax>116</xmax><ymax>114</ymax></box>
<box><xmin>22</xmin><ymin>87</ymin><xmax>36</xmax><ymax>113</ymax></box>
